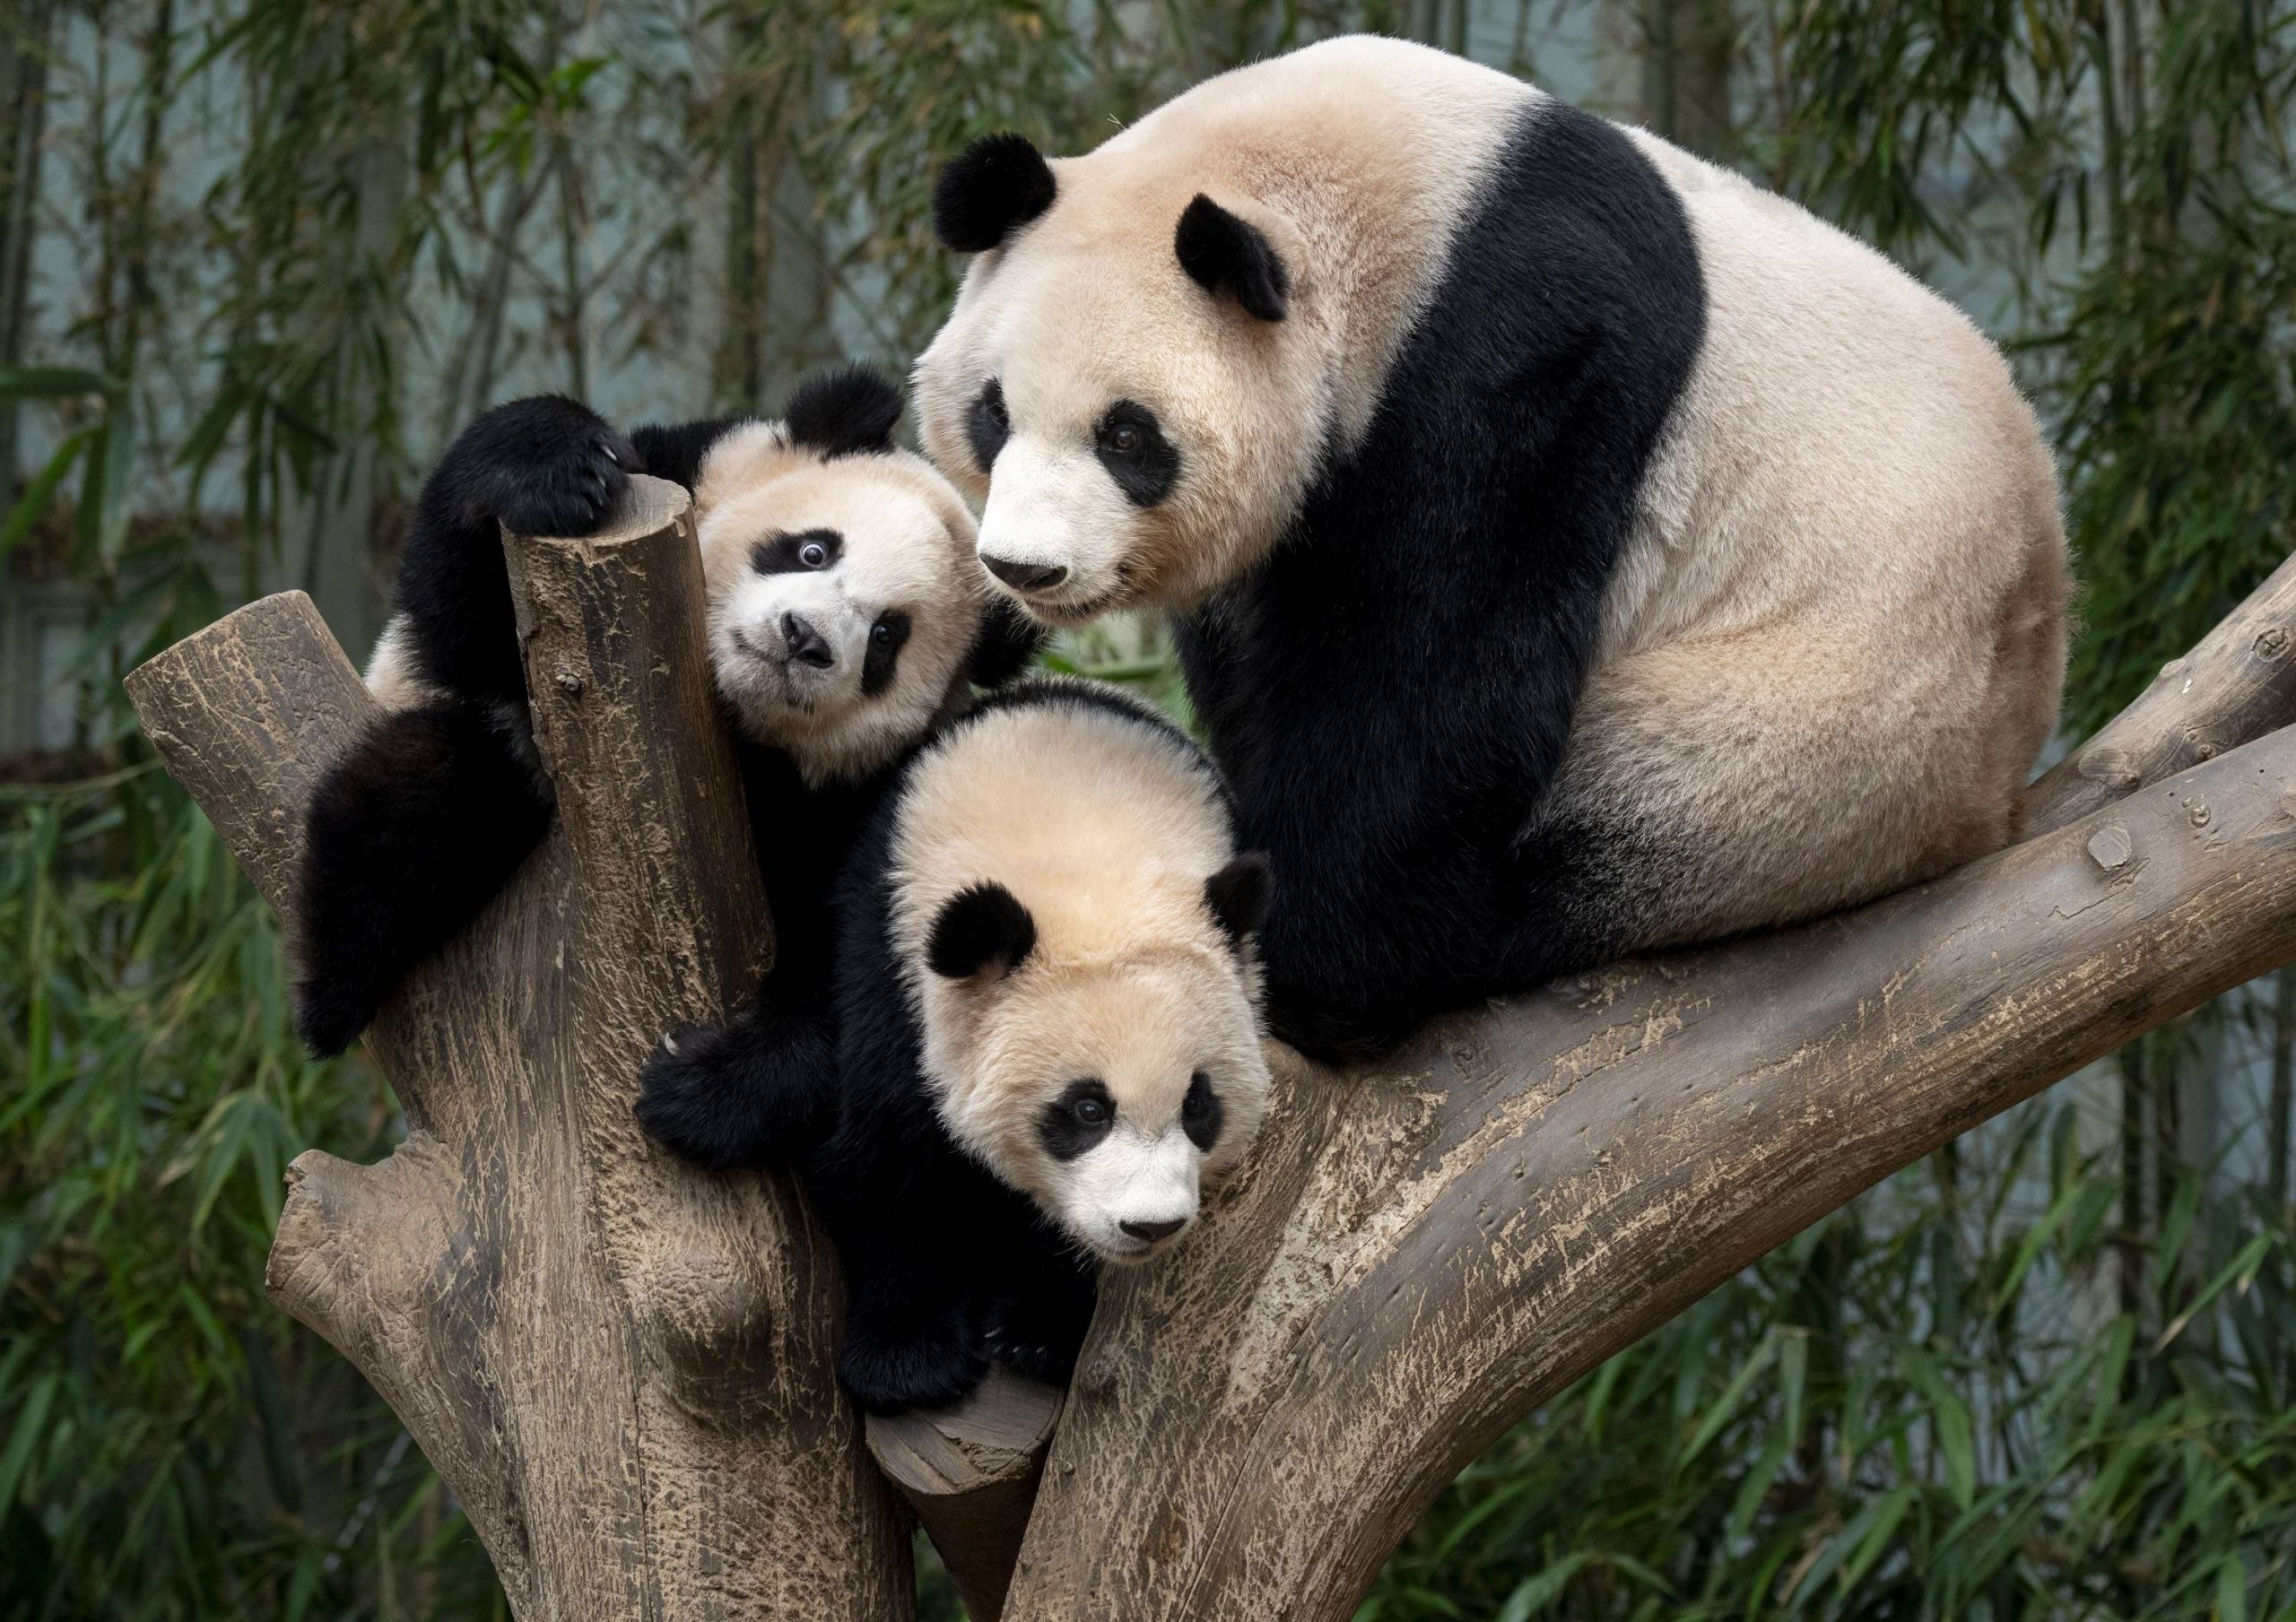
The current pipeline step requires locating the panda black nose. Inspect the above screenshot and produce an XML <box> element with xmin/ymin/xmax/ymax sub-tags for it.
<box><xmin>980</xmin><ymin>555</ymin><xmax>1069</xmax><ymax>594</ymax></box>
<box><xmin>1120</xmin><ymin>1217</ymin><xmax>1187</xmax><ymax>1244</ymax></box>
<box><xmin>779</xmin><ymin>612</ymin><xmax>834</xmax><ymax>669</ymax></box>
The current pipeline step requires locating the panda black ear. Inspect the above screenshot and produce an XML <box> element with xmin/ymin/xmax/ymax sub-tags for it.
<box><xmin>929</xmin><ymin>882</ymin><xmax>1038</xmax><ymax>981</ymax></box>
<box><xmin>935</xmin><ymin>133</ymin><xmax>1057</xmax><ymax>254</ymax></box>
<box><xmin>965</xmin><ymin>598</ymin><xmax>1046</xmax><ymax>690</ymax></box>
<box><xmin>1175</xmin><ymin>195</ymin><xmax>1288</xmax><ymax>322</ymax></box>
<box><xmin>783</xmin><ymin>366</ymin><xmax>903</xmax><ymax>459</ymax></box>
<box><xmin>1205</xmin><ymin>852</ymin><xmax>1274</xmax><ymax>948</ymax></box>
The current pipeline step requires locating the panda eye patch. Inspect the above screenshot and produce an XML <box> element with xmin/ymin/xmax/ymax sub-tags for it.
<box><xmin>752</xmin><ymin>527</ymin><xmax>844</xmax><ymax>575</ymax></box>
<box><xmin>966</xmin><ymin>378</ymin><xmax>1011</xmax><ymax>475</ymax></box>
<box><xmin>1039</xmin><ymin>1078</ymin><xmax>1117</xmax><ymax>1161</ymax></box>
<box><xmin>860</xmin><ymin>609</ymin><xmax>912</xmax><ymax>698</ymax></box>
<box><xmin>1181</xmin><ymin>1071</ymin><xmax>1224</xmax><ymax>1151</ymax></box>
<box><xmin>1093</xmin><ymin>401</ymin><xmax>1178</xmax><ymax>508</ymax></box>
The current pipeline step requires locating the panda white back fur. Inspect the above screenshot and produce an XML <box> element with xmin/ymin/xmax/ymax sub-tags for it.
<box><xmin>659</xmin><ymin>677</ymin><xmax>1274</xmax><ymax>1415</ymax></box>
<box><xmin>915</xmin><ymin>34</ymin><xmax>2069</xmax><ymax>1054</ymax></box>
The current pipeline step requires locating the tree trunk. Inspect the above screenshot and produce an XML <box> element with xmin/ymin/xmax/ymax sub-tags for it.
<box><xmin>126</xmin><ymin>529</ymin><xmax>2296</xmax><ymax>1618</ymax></box>
<box><xmin>125</xmin><ymin>478</ymin><xmax>907</xmax><ymax>1620</ymax></box>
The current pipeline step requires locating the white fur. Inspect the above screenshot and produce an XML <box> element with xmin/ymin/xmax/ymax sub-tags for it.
<box><xmin>886</xmin><ymin>689</ymin><xmax>1270</xmax><ymax>1262</ymax></box>
<box><xmin>691</xmin><ymin>422</ymin><xmax>991</xmax><ymax>785</ymax></box>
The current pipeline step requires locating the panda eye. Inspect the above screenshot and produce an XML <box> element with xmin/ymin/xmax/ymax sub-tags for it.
<box><xmin>1072</xmin><ymin>1093</ymin><xmax>1109</xmax><ymax>1126</ymax></box>
<box><xmin>1181</xmin><ymin>1070</ymin><xmax>1223</xmax><ymax>1150</ymax></box>
<box><xmin>1182</xmin><ymin>1074</ymin><xmax>1212</xmax><ymax>1121</ymax></box>
<box><xmin>871</xmin><ymin>619</ymin><xmax>894</xmax><ymax>644</ymax></box>
<box><xmin>1103</xmin><ymin>422</ymin><xmax>1140</xmax><ymax>457</ymax></box>
<box><xmin>799</xmin><ymin>541</ymin><xmax>828</xmax><ymax>568</ymax></box>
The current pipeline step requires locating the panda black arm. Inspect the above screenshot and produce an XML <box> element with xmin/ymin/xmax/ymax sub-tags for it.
<box><xmin>390</xmin><ymin>395</ymin><xmax>635</xmax><ymax>712</ymax></box>
<box><xmin>294</xmin><ymin>701</ymin><xmax>552</xmax><ymax>1055</ymax></box>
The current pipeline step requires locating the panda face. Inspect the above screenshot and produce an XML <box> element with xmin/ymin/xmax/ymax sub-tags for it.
<box><xmin>696</xmin><ymin>438</ymin><xmax>987</xmax><ymax>785</ymax></box>
<box><xmin>914</xmin><ymin>175</ymin><xmax>1326</xmax><ymax>623</ymax></box>
<box><xmin>952</xmin><ymin>953</ymin><xmax>1270</xmax><ymax>1264</ymax></box>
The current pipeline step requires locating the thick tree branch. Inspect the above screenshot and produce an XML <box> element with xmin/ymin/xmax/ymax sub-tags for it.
<box><xmin>2026</xmin><ymin>550</ymin><xmax>2296</xmax><ymax>834</ymax></box>
<box><xmin>126</xmin><ymin>479</ymin><xmax>908</xmax><ymax>1620</ymax></box>
<box><xmin>996</xmin><ymin>724</ymin><xmax>2296</xmax><ymax>1618</ymax></box>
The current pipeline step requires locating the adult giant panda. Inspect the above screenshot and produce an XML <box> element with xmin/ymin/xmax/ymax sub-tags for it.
<box><xmin>913</xmin><ymin>33</ymin><xmax>2071</xmax><ymax>1055</ymax></box>
<box><xmin>640</xmin><ymin>678</ymin><xmax>1274</xmax><ymax>1414</ymax></box>
<box><xmin>295</xmin><ymin>369</ymin><xmax>1039</xmax><ymax>1061</ymax></box>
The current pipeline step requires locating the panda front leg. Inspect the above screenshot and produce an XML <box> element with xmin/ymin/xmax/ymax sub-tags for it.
<box><xmin>633</xmin><ymin>984</ymin><xmax>840</xmax><ymax>1168</ymax></box>
<box><xmin>830</xmin><ymin>1222</ymin><xmax>990</xmax><ymax>1416</ymax></box>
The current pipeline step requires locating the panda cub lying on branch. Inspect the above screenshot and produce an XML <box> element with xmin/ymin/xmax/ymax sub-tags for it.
<box><xmin>294</xmin><ymin>366</ymin><xmax>1039</xmax><ymax>1061</ymax></box>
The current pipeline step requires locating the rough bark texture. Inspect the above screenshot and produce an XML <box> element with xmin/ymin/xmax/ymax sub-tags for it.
<box><xmin>125</xmin><ymin>478</ymin><xmax>908</xmax><ymax>1621</ymax></box>
<box><xmin>126</xmin><ymin>499</ymin><xmax>2296</xmax><ymax>1621</ymax></box>
<box><xmin>2026</xmin><ymin>549</ymin><xmax>2296</xmax><ymax>833</ymax></box>
<box><xmin>867</xmin><ymin>1371</ymin><xmax>1064</xmax><ymax>1620</ymax></box>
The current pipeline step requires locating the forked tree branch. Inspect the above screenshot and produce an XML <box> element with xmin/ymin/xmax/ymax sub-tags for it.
<box><xmin>126</xmin><ymin>479</ymin><xmax>907</xmax><ymax>1621</ymax></box>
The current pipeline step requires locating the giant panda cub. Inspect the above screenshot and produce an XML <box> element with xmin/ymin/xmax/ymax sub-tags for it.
<box><xmin>294</xmin><ymin>368</ymin><xmax>1037</xmax><ymax>1060</ymax></box>
<box><xmin>642</xmin><ymin>679</ymin><xmax>1274</xmax><ymax>1414</ymax></box>
<box><xmin>915</xmin><ymin>35</ymin><xmax>2071</xmax><ymax>1056</ymax></box>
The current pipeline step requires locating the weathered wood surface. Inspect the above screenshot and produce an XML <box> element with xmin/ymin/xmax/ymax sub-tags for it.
<box><xmin>2026</xmin><ymin>549</ymin><xmax>2296</xmax><ymax>833</ymax></box>
<box><xmin>125</xmin><ymin>478</ymin><xmax>909</xmax><ymax>1621</ymax></box>
<box><xmin>867</xmin><ymin>1370</ymin><xmax>1064</xmax><ymax>1620</ymax></box>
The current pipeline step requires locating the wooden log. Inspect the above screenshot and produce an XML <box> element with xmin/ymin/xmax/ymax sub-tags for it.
<box><xmin>126</xmin><ymin>477</ymin><xmax>909</xmax><ymax>1620</ymax></box>
<box><xmin>866</xmin><ymin>1370</ymin><xmax>1065</xmax><ymax>1620</ymax></box>
<box><xmin>996</xmin><ymin>722</ymin><xmax>2296</xmax><ymax>1621</ymax></box>
<box><xmin>2025</xmin><ymin>550</ymin><xmax>2296</xmax><ymax>833</ymax></box>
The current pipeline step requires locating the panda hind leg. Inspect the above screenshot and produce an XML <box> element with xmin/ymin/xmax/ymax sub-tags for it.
<box><xmin>295</xmin><ymin>702</ymin><xmax>552</xmax><ymax>1055</ymax></box>
<box><xmin>834</xmin><ymin>1263</ymin><xmax>988</xmax><ymax>1416</ymax></box>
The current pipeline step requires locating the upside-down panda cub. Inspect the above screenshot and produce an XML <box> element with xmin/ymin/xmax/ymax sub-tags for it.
<box><xmin>641</xmin><ymin>678</ymin><xmax>1274</xmax><ymax>1414</ymax></box>
<box><xmin>295</xmin><ymin>368</ymin><xmax>1037</xmax><ymax>1059</ymax></box>
<box><xmin>915</xmin><ymin>34</ymin><xmax>2071</xmax><ymax>1056</ymax></box>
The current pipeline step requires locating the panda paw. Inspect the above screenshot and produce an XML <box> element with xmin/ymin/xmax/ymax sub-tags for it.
<box><xmin>633</xmin><ymin>1024</ymin><xmax>752</xmax><ymax>1167</ymax></box>
<box><xmin>451</xmin><ymin>396</ymin><xmax>637</xmax><ymax>540</ymax></box>
<box><xmin>984</xmin><ymin>1297</ymin><xmax>1084</xmax><ymax>1387</ymax></box>
<box><xmin>293</xmin><ymin>973</ymin><xmax>385</xmax><ymax>1058</ymax></box>
<box><xmin>838</xmin><ymin>1308</ymin><xmax>989</xmax><ymax>1416</ymax></box>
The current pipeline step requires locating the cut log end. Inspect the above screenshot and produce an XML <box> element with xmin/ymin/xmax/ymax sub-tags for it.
<box><xmin>868</xmin><ymin>1369</ymin><xmax>1065</xmax><ymax>1620</ymax></box>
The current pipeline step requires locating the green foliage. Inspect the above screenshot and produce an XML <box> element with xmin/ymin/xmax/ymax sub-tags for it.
<box><xmin>1362</xmin><ymin>1117</ymin><xmax>2296</xmax><ymax>1620</ymax></box>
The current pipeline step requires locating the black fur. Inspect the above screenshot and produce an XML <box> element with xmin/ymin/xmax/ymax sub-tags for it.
<box><xmin>1093</xmin><ymin>400</ymin><xmax>1180</xmax><ymax>507</ymax></box>
<box><xmin>935</xmin><ymin>134</ymin><xmax>1057</xmax><ymax>254</ymax></box>
<box><xmin>928</xmin><ymin>881</ymin><xmax>1036</xmax><ymax>979</ymax></box>
<box><xmin>1180</xmin><ymin>1072</ymin><xmax>1223</xmax><ymax>1152</ymax></box>
<box><xmin>784</xmin><ymin>366</ymin><xmax>903</xmax><ymax>459</ymax></box>
<box><xmin>968</xmin><ymin>597</ymin><xmax>1048</xmax><ymax>690</ymax></box>
<box><xmin>295</xmin><ymin>703</ymin><xmax>552</xmax><ymax>1054</ymax></box>
<box><xmin>1204</xmin><ymin>852</ymin><xmax>1273</xmax><ymax>949</ymax></box>
<box><xmin>860</xmin><ymin>610</ymin><xmax>912</xmax><ymax>698</ymax></box>
<box><xmin>629</xmin><ymin>414</ymin><xmax>750</xmax><ymax>490</ymax></box>
<box><xmin>1174</xmin><ymin>103</ymin><xmax>1707</xmax><ymax>1056</ymax></box>
<box><xmin>966</xmin><ymin>379</ymin><xmax>1011</xmax><ymax>475</ymax></box>
<box><xmin>293</xmin><ymin>394</ymin><xmax>632</xmax><ymax>1054</ymax></box>
<box><xmin>1038</xmin><ymin>1080</ymin><xmax>1117</xmax><ymax>1162</ymax></box>
<box><xmin>1174</xmin><ymin>195</ymin><xmax>1289</xmax><ymax>321</ymax></box>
